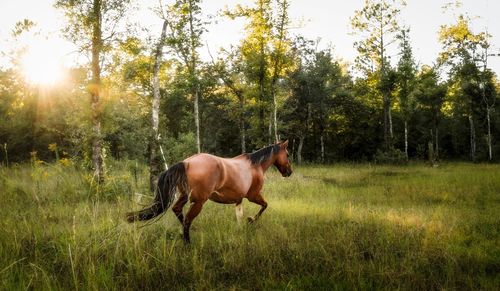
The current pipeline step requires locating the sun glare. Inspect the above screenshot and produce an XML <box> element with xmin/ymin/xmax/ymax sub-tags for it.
<box><xmin>21</xmin><ymin>40</ymin><xmax>65</xmax><ymax>85</ymax></box>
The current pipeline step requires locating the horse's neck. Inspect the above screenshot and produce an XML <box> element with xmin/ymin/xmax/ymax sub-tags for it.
<box><xmin>259</xmin><ymin>155</ymin><xmax>276</xmax><ymax>173</ymax></box>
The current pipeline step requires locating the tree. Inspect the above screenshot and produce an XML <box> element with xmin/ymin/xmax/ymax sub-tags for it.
<box><xmin>208</xmin><ymin>46</ymin><xmax>248</xmax><ymax>153</ymax></box>
<box><xmin>439</xmin><ymin>14</ymin><xmax>489</xmax><ymax>162</ymax></box>
<box><xmin>56</xmin><ymin>0</ymin><xmax>132</xmax><ymax>182</ymax></box>
<box><xmin>414</xmin><ymin>66</ymin><xmax>446</xmax><ymax>163</ymax></box>
<box><xmin>165</xmin><ymin>0</ymin><xmax>205</xmax><ymax>153</ymax></box>
<box><xmin>285</xmin><ymin>38</ymin><xmax>352</xmax><ymax>163</ymax></box>
<box><xmin>269</xmin><ymin>0</ymin><xmax>291</xmax><ymax>142</ymax></box>
<box><xmin>225</xmin><ymin>0</ymin><xmax>293</xmax><ymax>146</ymax></box>
<box><xmin>284</xmin><ymin>37</ymin><xmax>315</xmax><ymax>164</ymax></box>
<box><xmin>396</xmin><ymin>28</ymin><xmax>417</xmax><ymax>160</ymax></box>
<box><xmin>149</xmin><ymin>19</ymin><xmax>169</xmax><ymax>190</ymax></box>
<box><xmin>351</xmin><ymin>0</ymin><xmax>405</xmax><ymax>150</ymax></box>
<box><xmin>477</xmin><ymin>46</ymin><xmax>497</xmax><ymax>161</ymax></box>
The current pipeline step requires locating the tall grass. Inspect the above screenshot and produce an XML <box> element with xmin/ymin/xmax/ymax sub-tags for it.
<box><xmin>0</xmin><ymin>161</ymin><xmax>499</xmax><ymax>290</ymax></box>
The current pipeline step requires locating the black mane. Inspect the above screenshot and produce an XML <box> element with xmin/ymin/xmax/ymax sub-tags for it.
<box><xmin>246</xmin><ymin>144</ymin><xmax>280</xmax><ymax>165</ymax></box>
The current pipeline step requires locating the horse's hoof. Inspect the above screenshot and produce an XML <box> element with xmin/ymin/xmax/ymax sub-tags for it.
<box><xmin>247</xmin><ymin>217</ymin><xmax>255</xmax><ymax>224</ymax></box>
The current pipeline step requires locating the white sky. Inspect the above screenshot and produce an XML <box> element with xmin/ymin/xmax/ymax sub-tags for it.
<box><xmin>1</xmin><ymin>0</ymin><xmax>499</xmax><ymax>76</ymax></box>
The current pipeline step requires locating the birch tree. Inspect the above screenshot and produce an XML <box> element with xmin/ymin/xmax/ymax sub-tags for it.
<box><xmin>439</xmin><ymin>14</ymin><xmax>488</xmax><ymax>162</ymax></box>
<box><xmin>165</xmin><ymin>0</ymin><xmax>204</xmax><ymax>153</ymax></box>
<box><xmin>149</xmin><ymin>19</ymin><xmax>169</xmax><ymax>190</ymax></box>
<box><xmin>396</xmin><ymin>28</ymin><xmax>417</xmax><ymax>160</ymax></box>
<box><xmin>477</xmin><ymin>46</ymin><xmax>497</xmax><ymax>161</ymax></box>
<box><xmin>56</xmin><ymin>0</ymin><xmax>132</xmax><ymax>183</ymax></box>
<box><xmin>351</xmin><ymin>0</ymin><xmax>405</xmax><ymax>151</ymax></box>
<box><xmin>269</xmin><ymin>0</ymin><xmax>291</xmax><ymax>142</ymax></box>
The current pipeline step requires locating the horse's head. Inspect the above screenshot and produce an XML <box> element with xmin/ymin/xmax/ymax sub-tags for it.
<box><xmin>274</xmin><ymin>140</ymin><xmax>293</xmax><ymax>177</ymax></box>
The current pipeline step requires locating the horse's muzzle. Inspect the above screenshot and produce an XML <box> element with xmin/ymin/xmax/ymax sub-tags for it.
<box><xmin>282</xmin><ymin>168</ymin><xmax>293</xmax><ymax>177</ymax></box>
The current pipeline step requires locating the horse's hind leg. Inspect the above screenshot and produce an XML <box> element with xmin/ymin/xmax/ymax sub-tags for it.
<box><xmin>247</xmin><ymin>193</ymin><xmax>268</xmax><ymax>223</ymax></box>
<box><xmin>183</xmin><ymin>201</ymin><xmax>205</xmax><ymax>244</ymax></box>
<box><xmin>172</xmin><ymin>191</ymin><xmax>188</xmax><ymax>225</ymax></box>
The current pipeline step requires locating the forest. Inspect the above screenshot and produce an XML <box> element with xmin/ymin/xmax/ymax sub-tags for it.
<box><xmin>1</xmin><ymin>0</ymin><xmax>499</xmax><ymax>178</ymax></box>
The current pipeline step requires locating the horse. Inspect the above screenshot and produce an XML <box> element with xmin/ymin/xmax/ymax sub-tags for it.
<box><xmin>126</xmin><ymin>140</ymin><xmax>293</xmax><ymax>244</ymax></box>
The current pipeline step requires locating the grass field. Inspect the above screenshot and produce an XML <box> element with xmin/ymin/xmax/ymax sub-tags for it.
<box><xmin>0</xmin><ymin>161</ymin><xmax>499</xmax><ymax>290</ymax></box>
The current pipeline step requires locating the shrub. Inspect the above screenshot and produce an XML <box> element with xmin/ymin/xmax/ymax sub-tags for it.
<box><xmin>373</xmin><ymin>148</ymin><xmax>408</xmax><ymax>165</ymax></box>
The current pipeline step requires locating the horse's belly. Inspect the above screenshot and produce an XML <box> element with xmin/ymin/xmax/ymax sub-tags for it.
<box><xmin>208</xmin><ymin>191</ymin><xmax>242</xmax><ymax>204</ymax></box>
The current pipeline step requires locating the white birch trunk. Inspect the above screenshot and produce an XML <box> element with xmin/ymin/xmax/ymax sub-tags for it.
<box><xmin>240</xmin><ymin>98</ymin><xmax>246</xmax><ymax>153</ymax></box>
<box><xmin>404</xmin><ymin>121</ymin><xmax>408</xmax><ymax>161</ymax></box>
<box><xmin>435</xmin><ymin>126</ymin><xmax>439</xmax><ymax>161</ymax></box>
<box><xmin>320</xmin><ymin>134</ymin><xmax>325</xmax><ymax>164</ymax></box>
<box><xmin>194</xmin><ymin>89</ymin><xmax>201</xmax><ymax>153</ymax></box>
<box><xmin>469</xmin><ymin>115</ymin><xmax>476</xmax><ymax>162</ymax></box>
<box><xmin>388</xmin><ymin>107</ymin><xmax>393</xmax><ymax>141</ymax></box>
<box><xmin>273</xmin><ymin>92</ymin><xmax>279</xmax><ymax>143</ymax></box>
<box><xmin>187</xmin><ymin>0</ymin><xmax>201</xmax><ymax>153</ymax></box>
<box><xmin>487</xmin><ymin>107</ymin><xmax>492</xmax><ymax>161</ymax></box>
<box><xmin>268</xmin><ymin>110</ymin><xmax>273</xmax><ymax>144</ymax></box>
<box><xmin>149</xmin><ymin>20</ymin><xmax>168</xmax><ymax>190</ymax></box>
<box><xmin>298</xmin><ymin>136</ymin><xmax>304</xmax><ymax>165</ymax></box>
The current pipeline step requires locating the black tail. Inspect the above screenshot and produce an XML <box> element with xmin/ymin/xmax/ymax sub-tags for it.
<box><xmin>126</xmin><ymin>162</ymin><xmax>187</xmax><ymax>223</ymax></box>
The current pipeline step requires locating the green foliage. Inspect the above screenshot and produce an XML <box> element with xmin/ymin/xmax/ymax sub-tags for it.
<box><xmin>396</xmin><ymin>28</ymin><xmax>418</xmax><ymax>119</ymax></box>
<box><xmin>0</xmin><ymin>162</ymin><xmax>499</xmax><ymax>289</ymax></box>
<box><xmin>351</xmin><ymin>0</ymin><xmax>405</xmax><ymax>74</ymax></box>
<box><xmin>55</xmin><ymin>0</ymin><xmax>133</xmax><ymax>55</ymax></box>
<box><xmin>164</xmin><ymin>132</ymin><xmax>197</xmax><ymax>164</ymax></box>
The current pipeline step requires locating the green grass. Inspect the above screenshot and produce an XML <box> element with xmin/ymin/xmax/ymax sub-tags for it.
<box><xmin>0</xmin><ymin>161</ymin><xmax>499</xmax><ymax>290</ymax></box>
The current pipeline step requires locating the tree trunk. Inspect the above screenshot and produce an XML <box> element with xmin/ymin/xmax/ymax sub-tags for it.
<box><xmin>149</xmin><ymin>19</ymin><xmax>168</xmax><ymax>191</ymax></box>
<box><xmin>240</xmin><ymin>98</ymin><xmax>246</xmax><ymax>153</ymax></box>
<box><xmin>388</xmin><ymin>106</ymin><xmax>393</xmax><ymax>141</ymax></box>
<box><xmin>257</xmin><ymin>0</ymin><xmax>267</xmax><ymax>144</ymax></box>
<box><xmin>429</xmin><ymin>129</ymin><xmax>436</xmax><ymax>165</ymax></box>
<box><xmin>273</xmin><ymin>91</ymin><xmax>279</xmax><ymax>143</ymax></box>
<box><xmin>383</xmin><ymin>98</ymin><xmax>390</xmax><ymax>150</ymax></box>
<box><xmin>428</xmin><ymin>141</ymin><xmax>434</xmax><ymax>165</ymax></box>
<box><xmin>435</xmin><ymin>126</ymin><xmax>439</xmax><ymax>161</ymax></box>
<box><xmin>487</xmin><ymin>107</ymin><xmax>492</xmax><ymax>161</ymax></box>
<box><xmin>404</xmin><ymin>121</ymin><xmax>408</xmax><ymax>161</ymax></box>
<box><xmin>258</xmin><ymin>79</ymin><xmax>266</xmax><ymax>144</ymax></box>
<box><xmin>194</xmin><ymin>88</ymin><xmax>201</xmax><ymax>153</ymax></box>
<box><xmin>187</xmin><ymin>0</ymin><xmax>201</xmax><ymax>153</ymax></box>
<box><xmin>269</xmin><ymin>0</ymin><xmax>288</xmax><ymax>144</ymax></box>
<box><xmin>380</xmin><ymin>18</ymin><xmax>391</xmax><ymax>151</ymax></box>
<box><xmin>320</xmin><ymin>134</ymin><xmax>325</xmax><ymax>164</ymax></box>
<box><xmin>91</xmin><ymin>0</ymin><xmax>104</xmax><ymax>183</ymax></box>
<box><xmin>469</xmin><ymin>115</ymin><xmax>476</xmax><ymax>162</ymax></box>
<box><xmin>297</xmin><ymin>136</ymin><xmax>304</xmax><ymax>165</ymax></box>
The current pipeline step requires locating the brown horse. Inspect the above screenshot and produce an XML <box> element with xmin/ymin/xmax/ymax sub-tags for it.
<box><xmin>126</xmin><ymin>140</ymin><xmax>292</xmax><ymax>244</ymax></box>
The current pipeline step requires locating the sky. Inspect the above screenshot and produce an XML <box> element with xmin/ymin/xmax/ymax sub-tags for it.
<box><xmin>1</xmin><ymin>0</ymin><xmax>499</xmax><ymax>76</ymax></box>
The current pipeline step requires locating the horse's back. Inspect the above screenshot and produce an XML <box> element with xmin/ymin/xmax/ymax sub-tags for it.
<box><xmin>183</xmin><ymin>153</ymin><xmax>254</xmax><ymax>202</ymax></box>
<box><xmin>183</xmin><ymin>153</ymin><xmax>221</xmax><ymax>190</ymax></box>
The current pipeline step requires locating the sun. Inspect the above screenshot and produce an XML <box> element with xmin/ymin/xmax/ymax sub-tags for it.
<box><xmin>21</xmin><ymin>40</ymin><xmax>65</xmax><ymax>85</ymax></box>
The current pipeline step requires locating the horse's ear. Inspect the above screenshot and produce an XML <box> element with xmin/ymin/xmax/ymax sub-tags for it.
<box><xmin>281</xmin><ymin>140</ymin><xmax>289</xmax><ymax>149</ymax></box>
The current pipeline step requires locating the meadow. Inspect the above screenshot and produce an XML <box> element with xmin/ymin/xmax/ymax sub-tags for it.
<box><xmin>0</xmin><ymin>161</ymin><xmax>499</xmax><ymax>290</ymax></box>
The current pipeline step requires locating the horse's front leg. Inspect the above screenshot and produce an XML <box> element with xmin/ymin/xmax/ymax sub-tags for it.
<box><xmin>247</xmin><ymin>193</ymin><xmax>267</xmax><ymax>223</ymax></box>
<box><xmin>235</xmin><ymin>202</ymin><xmax>244</xmax><ymax>223</ymax></box>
